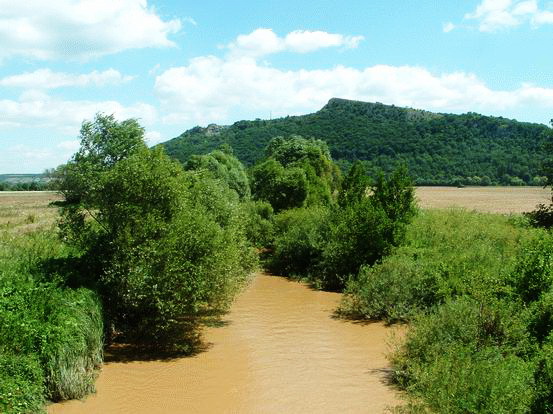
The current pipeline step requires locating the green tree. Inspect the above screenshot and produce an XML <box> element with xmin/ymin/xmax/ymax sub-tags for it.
<box><xmin>185</xmin><ymin>146</ymin><xmax>251</xmax><ymax>199</ymax></box>
<box><xmin>57</xmin><ymin>114</ymin><xmax>255</xmax><ymax>348</ymax></box>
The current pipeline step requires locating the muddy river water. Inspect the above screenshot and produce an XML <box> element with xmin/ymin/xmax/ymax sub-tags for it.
<box><xmin>49</xmin><ymin>273</ymin><xmax>401</xmax><ymax>414</ymax></box>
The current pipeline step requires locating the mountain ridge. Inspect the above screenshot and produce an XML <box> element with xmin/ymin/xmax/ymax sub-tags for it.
<box><xmin>161</xmin><ymin>98</ymin><xmax>552</xmax><ymax>186</ymax></box>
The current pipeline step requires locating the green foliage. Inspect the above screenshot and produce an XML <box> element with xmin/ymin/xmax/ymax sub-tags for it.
<box><xmin>269</xmin><ymin>206</ymin><xmax>330</xmax><ymax>278</ymax></box>
<box><xmin>391</xmin><ymin>297</ymin><xmax>536</xmax><ymax>414</ymax></box>
<box><xmin>162</xmin><ymin>98</ymin><xmax>552</xmax><ymax>186</ymax></box>
<box><xmin>250</xmin><ymin>135</ymin><xmax>340</xmax><ymax>211</ymax></box>
<box><xmin>342</xmin><ymin>209</ymin><xmax>535</xmax><ymax>321</ymax></box>
<box><xmin>337</xmin><ymin>161</ymin><xmax>370</xmax><ymax>207</ymax></box>
<box><xmin>342</xmin><ymin>208</ymin><xmax>553</xmax><ymax>413</ymax></box>
<box><xmin>58</xmin><ymin>114</ymin><xmax>256</xmax><ymax>348</ymax></box>
<box><xmin>250</xmin><ymin>159</ymin><xmax>308</xmax><ymax>212</ymax></box>
<box><xmin>533</xmin><ymin>335</ymin><xmax>553</xmax><ymax>413</ymax></box>
<box><xmin>185</xmin><ymin>147</ymin><xmax>251</xmax><ymax>199</ymax></box>
<box><xmin>0</xmin><ymin>354</ymin><xmax>44</xmax><ymax>414</ymax></box>
<box><xmin>400</xmin><ymin>346</ymin><xmax>535</xmax><ymax>414</ymax></box>
<box><xmin>511</xmin><ymin>234</ymin><xmax>553</xmax><ymax>303</ymax></box>
<box><xmin>0</xmin><ymin>229</ymin><xmax>103</xmax><ymax>410</ymax></box>
<box><xmin>269</xmin><ymin>164</ymin><xmax>416</xmax><ymax>290</ymax></box>
<box><xmin>525</xmin><ymin>200</ymin><xmax>553</xmax><ymax>228</ymax></box>
<box><xmin>240</xmin><ymin>200</ymin><xmax>275</xmax><ymax>248</ymax></box>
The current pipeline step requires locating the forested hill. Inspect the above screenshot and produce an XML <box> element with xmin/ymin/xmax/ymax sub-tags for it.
<box><xmin>161</xmin><ymin>98</ymin><xmax>552</xmax><ymax>185</ymax></box>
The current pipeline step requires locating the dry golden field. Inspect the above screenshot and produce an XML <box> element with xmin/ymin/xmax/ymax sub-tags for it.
<box><xmin>0</xmin><ymin>186</ymin><xmax>549</xmax><ymax>234</ymax></box>
<box><xmin>0</xmin><ymin>191</ymin><xmax>62</xmax><ymax>233</ymax></box>
<box><xmin>416</xmin><ymin>186</ymin><xmax>550</xmax><ymax>214</ymax></box>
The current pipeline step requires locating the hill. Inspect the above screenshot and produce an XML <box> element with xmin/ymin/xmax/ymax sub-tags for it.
<box><xmin>161</xmin><ymin>98</ymin><xmax>552</xmax><ymax>186</ymax></box>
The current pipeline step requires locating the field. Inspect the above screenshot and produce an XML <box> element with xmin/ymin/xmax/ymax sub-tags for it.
<box><xmin>1</xmin><ymin>186</ymin><xmax>548</xmax><ymax>230</ymax></box>
<box><xmin>416</xmin><ymin>186</ymin><xmax>550</xmax><ymax>214</ymax></box>
<box><xmin>0</xmin><ymin>191</ymin><xmax>61</xmax><ymax>233</ymax></box>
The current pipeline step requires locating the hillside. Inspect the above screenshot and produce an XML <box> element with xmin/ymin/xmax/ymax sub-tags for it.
<box><xmin>161</xmin><ymin>98</ymin><xmax>552</xmax><ymax>185</ymax></box>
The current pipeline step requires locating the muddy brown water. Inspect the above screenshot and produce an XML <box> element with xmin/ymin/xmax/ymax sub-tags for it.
<box><xmin>49</xmin><ymin>273</ymin><xmax>402</xmax><ymax>414</ymax></box>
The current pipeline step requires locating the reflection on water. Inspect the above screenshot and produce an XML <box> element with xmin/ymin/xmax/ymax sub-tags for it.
<box><xmin>49</xmin><ymin>273</ymin><xmax>401</xmax><ymax>414</ymax></box>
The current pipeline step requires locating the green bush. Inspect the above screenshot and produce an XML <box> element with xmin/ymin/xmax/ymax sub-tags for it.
<box><xmin>240</xmin><ymin>200</ymin><xmax>275</xmax><ymax>248</ymax></box>
<box><xmin>0</xmin><ymin>229</ymin><xmax>103</xmax><ymax>410</ymax></box>
<box><xmin>392</xmin><ymin>297</ymin><xmax>536</xmax><ymax>413</ymax></box>
<box><xmin>58</xmin><ymin>116</ymin><xmax>256</xmax><ymax>347</ymax></box>
<box><xmin>319</xmin><ymin>199</ymin><xmax>395</xmax><ymax>290</ymax></box>
<box><xmin>185</xmin><ymin>147</ymin><xmax>251</xmax><ymax>199</ymax></box>
<box><xmin>402</xmin><ymin>346</ymin><xmax>535</xmax><ymax>414</ymax></box>
<box><xmin>342</xmin><ymin>209</ymin><xmax>536</xmax><ymax>321</ymax></box>
<box><xmin>0</xmin><ymin>354</ymin><xmax>45</xmax><ymax>414</ymax></box>
<box><xmin>269</xmin><ymin>206</ymin><xmax>330</xmax><ymax>278</ymax></box>
<box><xmin>533</xmin><ymin>335</ymin><xmax>553</xmax><ymax>413</ymax></box>
<box><xmin>511</xmin><ymin>233</ymin><xmax>553</xmax><ymax>303</ymax></box>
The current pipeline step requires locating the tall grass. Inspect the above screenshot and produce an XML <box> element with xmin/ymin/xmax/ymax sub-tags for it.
<box><xmin>0</xmin><ymin>228</ymin><xmax>103</xmax><ymax>412</ymax></box>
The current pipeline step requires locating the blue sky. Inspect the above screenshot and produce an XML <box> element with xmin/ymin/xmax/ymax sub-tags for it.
<box><xmin>1</xmin><ymin>0</ymin><xmax>553</xmax><ymax>173</ymax></box>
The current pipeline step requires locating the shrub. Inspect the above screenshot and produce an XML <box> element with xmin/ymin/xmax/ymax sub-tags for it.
<box><xmin>319</xmin><ymin>199</ymin><xmax>394</xmax><ymax>290</ymax></box>
<box><xmin>532</xmin><ymin>335</ymin><xmax>553</xmax><ymax>413</ymax></box>
<box><xmin>269</xmin><ymin>206</ymin><xmax>330</xmax><ymax>278</ymax></box>
<box><xmin>391</xmin><ymin>297</ymin><xmax>536</xmax><ymax>413</ymax></box>
<box><xmin>185</xmin><ymin>147</ymin><xmax>251</xmax><ymax>199</ymax></box>
<box><xmin>0</xmin><ymin>229</ymin><xmax>103</xmax><ymax>409</ymax></box>
<box><xmin>402</xmin><ymin>346</ymin><xmax>535</xmax><ymax>414</ymax></box>
<box><xmin>240</xmin><ymin>200</ymin><xmax>275</xmax><ymax>248</ymax></box>
<box><xmin>511</xmin><ymin>233</ymin><xmax>553</xmax><ymax>303</ymax></box>
<box><xmin>342</xmin><ymin>209</ymin><xmax>536</xmax><ymax>321</ymax></box>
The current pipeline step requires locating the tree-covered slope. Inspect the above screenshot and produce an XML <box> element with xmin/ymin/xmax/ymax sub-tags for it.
<box><xmin>161</xmin><ymin>98</ymin><xmax>552</xmax><ymax>185</ymax></box>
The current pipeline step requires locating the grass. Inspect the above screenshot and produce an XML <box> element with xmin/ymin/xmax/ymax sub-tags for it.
<box><xmin>0</xmin><ymin>192</ymin><xmax>103</xmax><ymax>413</ymax></box>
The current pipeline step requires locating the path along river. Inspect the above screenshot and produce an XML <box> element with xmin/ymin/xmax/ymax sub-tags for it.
<box><xmin>49</xmin><ymin>273</ymin><xmax>402</xmax><ymax>414</ymax></box>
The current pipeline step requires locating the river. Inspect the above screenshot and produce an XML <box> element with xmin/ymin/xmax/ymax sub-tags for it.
<box><xmin>48</xmin><ymin>273</ymin><xmax>401</xmax><ymax>414</ymax></box>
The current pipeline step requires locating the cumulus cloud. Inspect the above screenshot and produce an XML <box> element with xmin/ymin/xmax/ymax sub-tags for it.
<box><xmin>226</xmin><ymin>28</ymin><xmax>364</xmax><ymax>57</ymax></box>
<box><xmin>0</xmin><ymin>90</ymin><xmax>157</xmax><ymax>134</ymax></box>
<box><xmin>0</xmin><ymin>0</ymin><xmax>182</xmax><ymax>60</ymax></box>
<box><xmin>460</xmin><ymin>0</ymin><xmax>553</xmax><ymax>31</ymax></box>
<box><xmin>0</xmin><ymin>68</ymin><xmax>133</xmax><ymax>89</ymax></box>
<box><xmin>154</xmin><ymin>55</ymin><xmax>553</xmax><ymax>126</ymax></box>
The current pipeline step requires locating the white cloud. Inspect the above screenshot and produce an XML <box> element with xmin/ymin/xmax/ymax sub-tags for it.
<box><xmin>2</xmin><ymin>142</ymin><xmax>81</xmax><ymax>173</ymax></box>
<box><xmin>461</xmin><ymin>0</ymin><xmax>553</xmax><ymax>31</ymax></box>
<box><xmin>56</xmin><ymin>140</ymin><xmax>80</xmax><ymax>152</ymax></box>
<box><xmin>154</xmin><ymin>54</ymin><xmax>553</xmax><ymax>126</ymax></box>
<box><xmin>442</xmin><ymin>22</ymin><xmax>456</xmax><ymax>32</ymax></box>
<box><xmin>226</xmin><ymin>28</ymin><xmax>364</xmax><ymax>58</ymax></box>
<box><xmin>0</xmin><ymin>68</ymin><xmax>133</xmax><ymax>89</ymax></box>
<box><xmin>144</xmin><ymin>130</ymin><xmax>164</xmax><ymax>145</ymax></box>
<box><xmin>284</xmin><ymin>30</ymin><xmax>364</xmax><ymax>53</ymax></box>
<box><xmin>0</xmin><ymin>90</ymin><xmax>157</xmax><ymax>135</ymax></box>
<box><xmin>0</xmin><ymin>0</ymin><xmax>182</xmax><ymax>61</ymax></box>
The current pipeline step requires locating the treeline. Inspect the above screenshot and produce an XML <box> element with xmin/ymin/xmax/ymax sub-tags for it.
<box><xmin>162</xmin><ymin>97</ymin><xmax>552</xmax><ymax>186</ymax></box>
<box><xmin>0</xmin><ymin>180</ymin><xmax>52</xmax><ymax>191</ymax></box>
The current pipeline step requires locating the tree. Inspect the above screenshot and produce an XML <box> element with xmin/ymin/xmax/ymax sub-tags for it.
<box><xmin>250</xmin><ymin>135</ymin><xmax>341</xmax><ymax>211</ymax></box>
<box><xmin>185</xmin><ymin>146</ymin><xmax>251</xmax><ymax>199</ymax></box>
<box><xmin>57</xmin><ymin>114</ymin><xmax>255</xmax><ymax>349</ymax></box>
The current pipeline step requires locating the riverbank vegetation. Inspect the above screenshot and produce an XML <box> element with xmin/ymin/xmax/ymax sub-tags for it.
<box><xmin>3</xmin><ymin>111</ymin><xmax>552</xmax><ymax>413</ymax></box>
<box><xmin>1</xmin><ymin>115</ymin><xmax>257</xmax><ymax>413</ymax></box>
<box><xmin>340</xmin><ymin>210</ymin><xmax>553</xmax><ymax>413</ymax></box>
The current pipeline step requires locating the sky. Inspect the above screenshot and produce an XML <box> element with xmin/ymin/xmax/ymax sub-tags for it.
<box><xmin>1</xmin><ymin>0</ymin><xmax>553</xmax><ymax>173</ymax></box>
